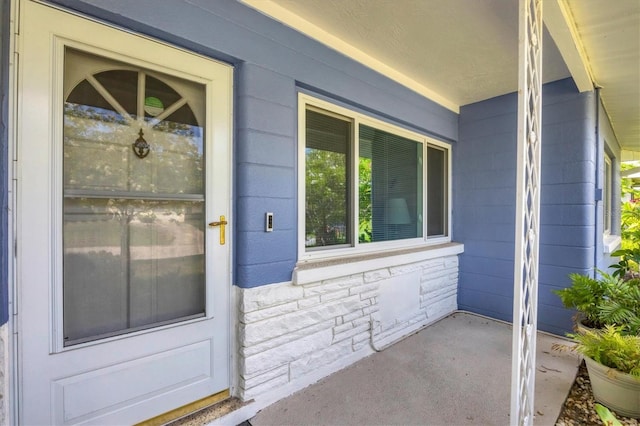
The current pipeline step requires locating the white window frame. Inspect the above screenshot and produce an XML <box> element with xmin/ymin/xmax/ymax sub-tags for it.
<box><xmin>297</xmin><ymin>93</ymin><xmax>451</xmax><ymax>261</ymax></box>
<box><xmin>602</xmin><ymin>153</ymin><xmax>621</xmax><ymax>253</ymax></box>
<box><xmin>603</xmin><ymin>154</ymin><xmax>612</xmax><ymax>235</ymax></box>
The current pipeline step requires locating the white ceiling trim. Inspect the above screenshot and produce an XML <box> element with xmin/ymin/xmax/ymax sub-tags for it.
<box><xmin>543</xmin><ymin>0</ymin><xmax>594</xmax><ymax>92</ymax></box>
<box><xmin>241</xmin><ymin>0</ymin><xmax>460</xmax><ymax>113</ymax></box>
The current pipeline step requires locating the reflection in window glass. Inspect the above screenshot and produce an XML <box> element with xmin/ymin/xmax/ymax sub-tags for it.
<box><xmin>62</xmin><ymin>47</ymin><xmax>207</xmax><ymax>345</ymax></box>
<box><xmin>305</xmin><ymin>109</ymin><xmax>352</xmax><ymax>248</ymax></box>
<box><xmin>63</xmin><ymin>102</ymin><xmax>204</xmax><ymax>194</ymax></box>
<box><xmin>604</xmin><ymin>155</ymin><xmax>612</xmax><ymax>234</ymax></box>
<box><xmin>359</xmin><ymin>125</ymin><xmax>423</xmax><ymax>243</ymax></box>
<box><xmin>63</xmin><ymin>199</ymin><xmax>205</xmax><ymax>345</ymax></box>
<box><xmin>427</xmin><ymin>146</ymin><xmax>448</xmax><ymax>237</ymax></box>
<box><xmin>301</xmin><ymin>97</ymin><xmax>451</xmax><ymax>254</ymax></box>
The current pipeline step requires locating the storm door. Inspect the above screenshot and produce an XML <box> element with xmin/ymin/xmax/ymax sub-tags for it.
<box><xmin>17</xmin><ymin>2</ymin><xmax>232</xmax><ymax>424</ymax></box>
<box><xmin>62</xmin><ymin>48</ymin><xmax>208</xmax><ymax>346</ymax></box>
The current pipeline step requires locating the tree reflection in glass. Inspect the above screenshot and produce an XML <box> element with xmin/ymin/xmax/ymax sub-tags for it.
<box><xmin>62</xmin><ymin>48</ymin><xmax>207</xmax><ymax>345</ymax></box>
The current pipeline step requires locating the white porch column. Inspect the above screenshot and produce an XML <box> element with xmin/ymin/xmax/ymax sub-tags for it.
<box><xmin>511</xmin><ymin>0</ymin><xmax>543</xmax><ymax>425</ymax></box>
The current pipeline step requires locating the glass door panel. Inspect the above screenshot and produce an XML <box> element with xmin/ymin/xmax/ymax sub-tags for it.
<box><xmin>63</xmin><ymin>48</ymin><xmax>207</xmax><ymax>346</ymax></box>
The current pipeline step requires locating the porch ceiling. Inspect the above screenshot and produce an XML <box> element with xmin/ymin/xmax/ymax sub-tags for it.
<box><xmin>242</xmin><ymin>0</ymin><xmax>639</xmax><ymax>150</ymax></box>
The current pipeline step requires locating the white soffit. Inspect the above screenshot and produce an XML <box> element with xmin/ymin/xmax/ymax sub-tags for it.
<box><xmin>241</xmin><ymin>0</ymin><xmax>460</xmax><ymax>112</ymax></box>
<box><xmin>543</xmin><ymin>0</ymin><xmax>594</xmax><ymax>92</ymax></box>
<box><xmin>564</xmin><ymin>0</ymin><xmax>640</xmax><ymax>151</ymax></box>
<box><xmin>243</xmin><ymin>0</ymin><xmax>638</xmax><ymax>150</ymax></box>
<box><xmin>242</xmin><ymin>0</ymin><xmax>570</xmax><ymax>112</ymax></box>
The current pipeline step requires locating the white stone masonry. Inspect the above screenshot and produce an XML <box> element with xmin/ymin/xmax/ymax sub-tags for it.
<box><xmin>237</xmin><ymin>253</ymin><xmax>460</xmax><ymax>400</ymax></box>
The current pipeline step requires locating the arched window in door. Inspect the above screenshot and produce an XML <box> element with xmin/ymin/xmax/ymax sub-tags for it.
<box><xmin>62</xmin><ymin>47</ymin><xmax>208</xmax><ymax>346</ymax></box>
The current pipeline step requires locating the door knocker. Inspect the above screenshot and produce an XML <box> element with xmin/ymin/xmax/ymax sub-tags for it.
<box><xmin>133</xmin><ymin>129</ymin><xmax>150</xmax><ymax>159</ymax></box>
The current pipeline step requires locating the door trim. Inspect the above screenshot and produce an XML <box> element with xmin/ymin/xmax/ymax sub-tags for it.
<box><xmin>11</xmin><ymin>1</ymin><xmax>236</xmax><ymax>422</ymax></box>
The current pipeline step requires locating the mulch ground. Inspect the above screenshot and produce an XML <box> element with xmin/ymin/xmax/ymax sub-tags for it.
<box><xmin>555</xmin><ymin>361</ymin><xmax>638</xmax><ymax>425</ymax></box>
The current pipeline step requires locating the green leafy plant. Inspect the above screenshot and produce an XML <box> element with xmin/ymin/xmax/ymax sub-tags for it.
<box><xmin>305</xmin><ymin>149</ymin><xmax>348</xmax><ymax>247</ymax></box>
<box><xmin>595</xmin><ymin>403</ymin><xmax>623</xmax><ymax>426</ymax></box>
<box><xmin>620</xmin><ymin>163</ymin><xmax>640</xmax><ymax>251</ymax></box>
<box><xmin>553</xmin><ymin>273</ymin><xmax>617</xmax><ymax>329</ymax></box>
<box><xmin>620</xmin><ymin>202</ymin><xmax>640</xmax><ymax>249</ymax></box>
<box><xmin>597</xmin><ymin>279</ymin><xmax>640</xmax><ymax>335</ymax></box>
<box><xmin>554</xmin><ymin>272</ymin><xmax>640</xmax><ymax>334</ymax></box>
<box><xmin>567</xmin><ymin>326</ymin><xmax>640</xmax><ymax>377</ymax></box>
<box><xmin>621</xmin><ymin>163</ymin><xmax>640</xmax><ymax>202</ymax></box>
<box><xmin>610</xmin><ymin>247</ymin><xmax>640</xmax><ymax>280</ymax></box>
<box><xmin>358</xmin><ymin>157</ymin><xmax>372</xmax><ymax>243</ymax></box>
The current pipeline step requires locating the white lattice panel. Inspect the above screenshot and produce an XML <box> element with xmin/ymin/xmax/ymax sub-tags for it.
<box><xmin>511</xmin><ymin>0</ymin><xmax>543</xmax><ymax>425</ymax></box>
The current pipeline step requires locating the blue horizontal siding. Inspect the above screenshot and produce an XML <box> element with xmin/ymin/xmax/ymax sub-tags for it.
<box><xmin>236</xmin><ymin>197</ymin><xmax>296</xmax><ymax>233</ymax></box>
<box><xmin>46</xmin><ymin>0</ymin><xmax>458</xmax><ymax>288</ymax></box>
<box><xmin>540</xmin><ymin>225</ymin><xmax>594</xmax><ymax>247</ymax></box>
<box><xmin>235</xmin><ymin>260</ymin><xmax>297</xmax><ymax>287</ymax></box>
<box><xmin>458</xmin><ymin>290</ymin><xmax>513</xmax><ymax>323</ymax></box>
<box><xmin>537</xmin><ymin>304</ymin><xmax>576</xmax><ymax>336</ymax></box>
<box><xmin>52</xmin><ymin>0</ymin><xmax>458</xmax><ymax>139</ymax></box>
<box><xmin>237</xmin><ymin>96</ymin><xmax>296</xmax><ymax>138</ymax></box>
<box><xmin>236</xmin><ymin>129</ymin><xmax>296</xmax><ymax>168</ymax></box>
<box><xmin>456</xmin><ymin>78</ymin><xmax>597</xmax><ymax>335</ymax></box>
<box><xmin>539</xmin><ymin>264</ymin><xmax>591</xmax><ymax>288</ymax></box>
<box><xmin>541</xmin><ymin>204</ymin><xmax>594</xmax><ymax>226</ymax></box>
<box><xmin>3</xmin><ymin>1</ymin><xmax>615</xmax><ymax>338</ymax></box>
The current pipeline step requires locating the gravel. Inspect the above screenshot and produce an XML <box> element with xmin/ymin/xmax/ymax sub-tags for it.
<box><xmin>555</xmin><ymin>361</ymin><xmax>638</xmax><ymax>425</ymax></box>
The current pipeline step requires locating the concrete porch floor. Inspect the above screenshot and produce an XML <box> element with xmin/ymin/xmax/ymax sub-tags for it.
<box><xmin>214</xmin><ymin>312</ymin><xmax>580</xmax><ymax>426</ymax></box>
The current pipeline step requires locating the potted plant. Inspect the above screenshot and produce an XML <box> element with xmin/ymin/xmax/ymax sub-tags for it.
<box><xmin>553</xmin><ymin>272</ymin><xmax>640</xmax><ymax>334</ymax></box>
<box><xmin>553</xmin><ymin>272</ymin><xmax>617</xmax><ymax>330</ymax></box>
<box><xmin>597</xmin><ymin>278</ymin><xmax>640</xmax><ymax>335</ymax></box>
<box><xmin>566</xmin><ymin>326</ymin><xmax>640</xmax><ymax>418</ymax></box>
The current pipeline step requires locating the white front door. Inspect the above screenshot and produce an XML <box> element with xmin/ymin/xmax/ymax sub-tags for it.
<box><xmin>16</xmin><ymin>2</ymin><xmax>232</xmax><ymax>424</ymax></box>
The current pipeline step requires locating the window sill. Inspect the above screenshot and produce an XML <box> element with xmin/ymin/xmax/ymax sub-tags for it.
<box><xmin>293</xmin><ymin>242</ymin><xmax>464</xmax><ymax>285</ymax></box>
<box><xmin>603</xmin><ymin>234</ymin><xmax>621</xmax><ymax>254</ymax></box>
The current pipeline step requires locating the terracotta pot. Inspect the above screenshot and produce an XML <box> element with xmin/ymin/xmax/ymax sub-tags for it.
<box><xmin>585</xmin><ymin>356</ymin><xmax>640</xmax><ymax>418</ymax></box>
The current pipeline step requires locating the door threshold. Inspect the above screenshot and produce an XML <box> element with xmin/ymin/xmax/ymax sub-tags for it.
<box><xmin>136</xmin><ymin>390</ymin><xmax>244</xmax><ymax>426</ymax></box>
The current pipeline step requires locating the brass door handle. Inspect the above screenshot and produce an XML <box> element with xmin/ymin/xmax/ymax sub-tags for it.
<box><xmin>208</xmin><ymin>215</ymin><xmax>227</xmax><ymax>245</ymax></box>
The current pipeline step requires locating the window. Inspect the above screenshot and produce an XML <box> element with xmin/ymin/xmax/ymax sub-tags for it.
<box><xmin>604</xmin><ymin>154</ymin><xmax>612</xmax><ymax>234</ymax></box>
<box><xmin>299</xmin><ymin>94</ymin><xmax>450</xmax><ymax>258</ymax></box>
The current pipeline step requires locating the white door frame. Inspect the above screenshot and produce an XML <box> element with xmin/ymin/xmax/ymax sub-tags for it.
<box><xmin>8</xmin><ymin>1</ymin><xmax>236</xmax><ymax>423</ymax></box>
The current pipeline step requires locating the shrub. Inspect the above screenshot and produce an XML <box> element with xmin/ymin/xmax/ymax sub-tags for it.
<box><xmin>567</xmin><ymin>326</ymin><xmax>640</xmax><ymax>377</ymax></box>
<box><xmin>610</xmin><ymin>247</ymin><xmax>640</xmax><ymax>280</ymax></box>
<box><xmin>597</xmin><ymin>279</ymin><xmax>640</xmax><ymax>335</ymax></box>
<box><xmin>554</xmin><ymin>273</ymin><xmax>616</xmax><ymax>329</ymax></box>
<box><xmin>554</xmin><ymin>272</ymin><xmax>640</xmax><ymax>335</ymax></box>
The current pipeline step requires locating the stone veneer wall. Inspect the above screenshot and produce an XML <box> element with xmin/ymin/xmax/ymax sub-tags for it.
<box><xmin>237</xmin><ymin>251</ymin><xmax>461</xmax><ymax>400</ymax></box>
